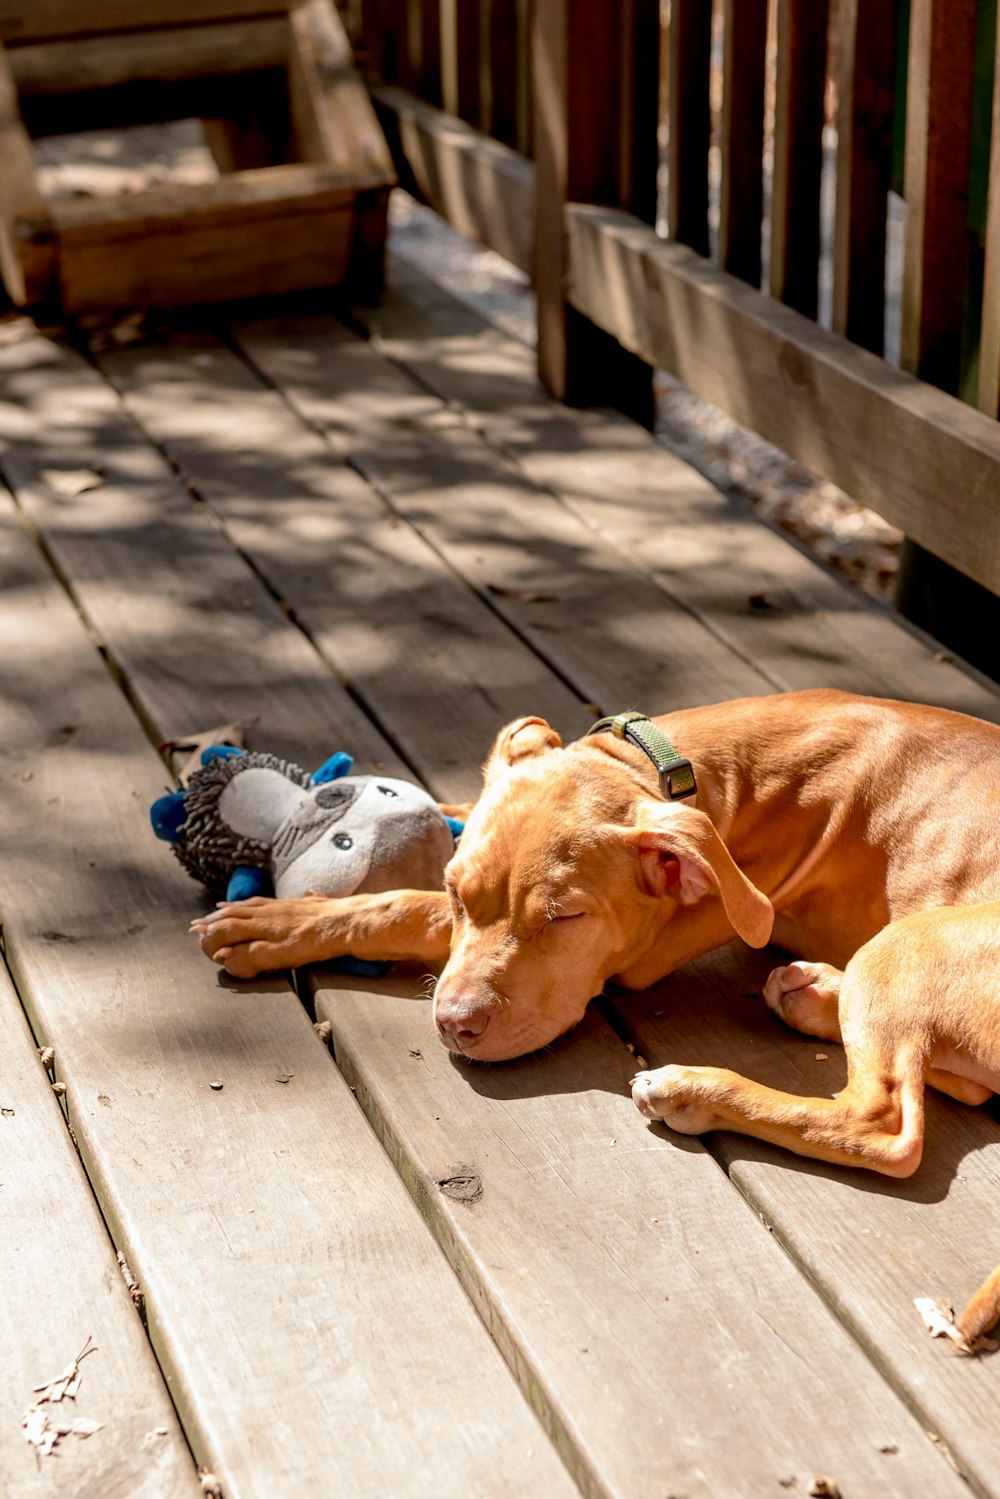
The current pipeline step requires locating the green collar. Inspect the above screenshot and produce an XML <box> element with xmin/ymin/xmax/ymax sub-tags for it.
<box><xmin>588</xmin><ymin>711</ymin><xmax>697</xmax><ymax>801</ymax></box>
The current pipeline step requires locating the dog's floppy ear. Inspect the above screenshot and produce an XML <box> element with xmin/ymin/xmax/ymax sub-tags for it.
<box><xmin>626</xmin><ymin>800</ymin><xmax>773</xmax><ymax>947</ymax></box>
<box><xmin>484</xmin><ymin>716</ymin><xmax>563</xmax><ymax>777</ymax></box>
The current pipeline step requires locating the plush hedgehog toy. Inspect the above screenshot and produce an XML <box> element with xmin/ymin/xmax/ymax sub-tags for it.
<box><xmin>151</xmin><ymin>747</ymin><xmax>462</xmax><ymax>976</ymax></box>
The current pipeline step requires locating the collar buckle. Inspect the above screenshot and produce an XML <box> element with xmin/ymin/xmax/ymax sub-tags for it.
<box><xmin>589</xmin><ymin>712</ymin><xmax>697</xmax><ymax>802</ymax></box>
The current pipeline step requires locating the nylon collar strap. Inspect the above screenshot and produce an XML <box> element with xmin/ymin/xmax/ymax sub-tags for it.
<box><xmin>588</xmin><ymin>711</ymin><xmax>697</xmax><ymax>801</ymax></box>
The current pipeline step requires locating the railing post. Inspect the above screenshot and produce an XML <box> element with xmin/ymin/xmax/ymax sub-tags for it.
<box><xmin>533</xmin><ymin>0</ymin><xmax>656</xmax><ymax>425</ymax></box>
<box><xmin>895</xmin><ymin>0</ymin><xmax>997</xmax><ymax>673</ymax></box>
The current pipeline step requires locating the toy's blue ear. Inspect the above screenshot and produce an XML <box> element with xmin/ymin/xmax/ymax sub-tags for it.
<box><xmin>151</xmin><ymin>792</ymin><xmax>188</xmax><ymax>843</ymax></box>
<box><xmin>445</xmin><ymin>817</ymin><xmax>465</xmax><ymax>842</ymax></box>
<box><xmin>201</xmin><ymin>744</ymin><xmax>246</xmax><ymax>767</ymax></box>
<box><xmin>312</xmin><ymin>752</ymin><xmax>353</xmax><ymax>785</ymax></box>
<box><xmin>226</xmin><ymin>867</ymin><xmax>273</xmax><ymax>902</ymax></box>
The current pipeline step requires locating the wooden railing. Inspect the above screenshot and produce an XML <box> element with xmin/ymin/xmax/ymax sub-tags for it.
<box><xmin>358</xmin><ymin>0</ymin><xmax>1000</xmax><ymax>633</ymax></box>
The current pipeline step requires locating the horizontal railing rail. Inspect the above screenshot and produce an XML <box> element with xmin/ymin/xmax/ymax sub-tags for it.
<box><xmin>359</xmin><ymin>0</ymin><xmax>1000</xmax><ymax>621</ymax></box>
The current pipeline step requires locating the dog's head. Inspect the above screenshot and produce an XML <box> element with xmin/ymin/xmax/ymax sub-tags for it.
<box><xmin>434</xmin><ymin>717</ymin><xmax>773</xmax><ymax>1061</ymax></box>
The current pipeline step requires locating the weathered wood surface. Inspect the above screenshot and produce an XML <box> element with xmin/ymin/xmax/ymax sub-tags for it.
<box><xmin>314</xmin><ymin>970</ymin><xmax>970</xmax><ymax>1499</ymax></box>
<box><xmin>565</xmin><ymin>202</ymin><xmax>1000</xmax><ymax>599</ymax></box>
<box><xmin>373</xmin><ymin>84</ymin><xmax>535</xmax><ymax>275</ymax></box>
<box><xmin>0</xmin><ymin>46</ymin><xmax>54</xmax><ymax>306</ymax></box>
<box><xmin>0</xmin><ymin>0</ymin><xmax>291</xmax><ymax>42</ymax></box>
<box><xmin>89</xmin><ymin>288</ymin><xmax>997</xmax><ymax>1494</ymax></box>
<box><xmin>718</xmin><ymin>0</ymin><xmax>767</xmax><ymax>287</ymax></box>
<box><xmin>50</xmin><ymin>166</ymin><xmax>370</xmax><ymax>313</ymax></box>
<box><xmin>230</xmin><ymin>315</ymin><xmax>767</xmax><ymax>712</ymax></box>
<box><xmin>352</xmin><ymin>254</ymin><xmax>1000</xmax><ymax>722</ymax></box>
<box><xmin>0</xmin><ymin>332</ymin><xmax>400</xmax><ymax>773</ymax></box>
<box><xmin>978</xmin><ymin>11</ymin><xmax>1000</xmax><ymax>418</ymax></box>
<box><xmin>0</xmin><ymin>426</ymin><xmax>579</xmax><ymax>1498</ymax></box>
<box><xmin>92</xmin><ymin>327</ymin><xmax>587</xmax><ymax>803</ymax></box>
<box><xmin>0</xmin><ymin>965</ymin><xmax>199</xmax><ymax>1499</ymax></box>
<box><xmin>620</xmin><ymin>944</ymin><xmax>1000</xmax><ymax>1498</ymax></box>
<box><xmin>769</xmin><ymin>0</ymin><xmax>828</xmax><ymax>318</ymax></box>
<box><xmin>8</xmin><ymin>16</ymin><xmax>290</xmax><ymax>93</ymax></box>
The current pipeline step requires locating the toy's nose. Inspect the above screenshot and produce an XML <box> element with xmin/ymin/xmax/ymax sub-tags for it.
<box><xmin>435</xmin><ymin>998</ymin><xmax>491</xmax><ymax>1049</ymax></box>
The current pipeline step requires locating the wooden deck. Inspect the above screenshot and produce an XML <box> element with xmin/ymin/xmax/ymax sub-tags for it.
<box><xmin>3</xmin><ymin>245</ymin><xmax>1000</xmax><ymax>1499</ymax></box>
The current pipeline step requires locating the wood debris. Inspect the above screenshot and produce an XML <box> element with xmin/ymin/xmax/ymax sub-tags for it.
<box><xmin>117</xmin><ymin>1251</ymin><xmax>145</xmax><ymax>1312</ymax></box>
<box><xmin>36</xmin><ymin>1046</ymin><xmax>55</xmax><ymax>1069</ymax></box>
<box><xmin>21</xmin><ymin>1337</ymin><xmax>103</xmax><ymax>1458</ymax></box>
<box><xmin>40</xmin><ymin>467</ymin><xmax>103</xmax><ymax>498</ymax></box>
<box><xmin>808</xmin><ymin>1479</ymin><xmax>841</xmax><ymax>1498</ymax></box>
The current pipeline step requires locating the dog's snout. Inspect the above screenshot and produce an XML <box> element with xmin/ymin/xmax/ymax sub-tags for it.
<box><xmin>435</xmin><ymin>998</ymin><xmax>491</xmax><ymax>1047</ymax></box>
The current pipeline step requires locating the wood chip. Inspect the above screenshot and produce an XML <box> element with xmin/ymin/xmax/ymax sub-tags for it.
<box><xmin>808</xmin><ymin>1478</ymin><xmax>841</xmax><ymax>1498</ymax></box>
<box><xmin>40</xmin><ymin>467</ymin><xmax>103</xmax><ymax>498</ymax></box>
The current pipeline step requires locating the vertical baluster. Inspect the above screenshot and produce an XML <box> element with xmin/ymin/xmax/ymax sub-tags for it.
<box><xmin>665</xmin><ymin>0</ymin><xmax>712</xmax><ymax>254</ymax></box>
<box><xmin>770</xmin><ymin>0</ymin><xmax>829</xmax><ymax>317</ymax></box>
<box><xmin>832</xmin><ymin>0</ymin><xmax>899</xmax><ymax>352</ymax></box>
<box><xmin>719</xmin><ymin>0</ymin><xmax>768</xmax><ymax>285</ymax></box>
<box><xmin>900</xmin><ymin>0</ymin><xmax>978</xmax><ymax>389</ymax></box>
<box><xmin>441</xmin><ymin>0</ymin><xmax>482</xmax><ymax>124</ymax></box>
<box><xmin>977</xmin><ymin>10</ymin><xmax>1000</xmax><ymax>416</ymax></box>
<box><xmin>533</xmin><ymin>0</ymin><xmax>655</xmax><ymax>421</ymax></box>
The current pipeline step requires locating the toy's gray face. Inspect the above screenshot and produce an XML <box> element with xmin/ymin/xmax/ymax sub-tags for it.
<box><xmin>270</xmin><ymin>775</ymin><xmax>454</xmax><ymax>900</ymax></box>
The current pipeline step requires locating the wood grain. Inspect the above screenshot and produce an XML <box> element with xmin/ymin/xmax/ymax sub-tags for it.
<box><xmin>0</xmin><ymin>419</ymin><xmax>579</xmax><ymax>1499</ymax></box>
<box><xmin>8</xmin><ymin>17</ymin><xmax>290</xmax><ymax>93</ymax></box>
<box><xmin>0</xmin><ymin>966</ymin><xmax>199</xmax><ymax>1499</ymax></box>
<box><xmin>354</xmin><ymin>252</ymin><xmax>1000</xmax><ymax>722</ymax></box>
<box><xmin>313</xmin><ymin>969</ymin><xmax>970</xmax><ymax>1498</ymax></box>
<box><xmin>900</xmin><ymin>0</ymin><xmax>979</xmax><ymax>391</ymax></box>
<box><xmin>978</xmin><ymin>10</ymin><xmax>1000</xmax><ymax>417</ymax></box>
<box><xmin>0</xmin><ymin>330</ymin><xmax>402</xmax><ymax>772</ymax></box>
<box><xmin>0</xmin><ymin>0</ymin><xmax>291</xmax><ymax>41</ymax></box>
<box><xmin>232</xmin><ymin>312</ymin><xmax>772</xmax><ymax>713</ymax></box>
<box><xmin>831</xmin><ymin>0</ymin><xmax>899</xmax><ymax>354</ymax></box>
<box><xmin>769</xmin><ymin>0</ymin><xmax>829</xmax><ymax>318</ymax></box>
<box><xmin>0</xmin><ymin>45</ymin><xmax>55</xmax><ymax>306</ymax></box>
<box><xmin>565</xmin><ymin>202</ymin><xmax>1000</xmax><ymax>597</ymax></box>
<box><xmin>718</xmin><ymin>0</ymin><xmax>767</xmax><ymax>286</ymax></box>
<box><xmin>94</xmin><ymin>326</ymin><xmax>586</xmax><ymax>803</ymax></box>
<box><xmin>620</xmin><ymin>942</ymin><xmax>1000</xmax><ymax>1498</ymax></box>
<box><xmin>50</xmin><ymin>165</ymin><xmax>369</xmax><ymax>313</ymax></box>
<box><xmin>373</xmin><ymin>83</ymin><xmax>535</xmax><ymax>274</ymax></box>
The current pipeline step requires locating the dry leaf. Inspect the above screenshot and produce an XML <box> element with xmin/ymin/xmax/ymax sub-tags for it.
<box><xmin>41</xmin><ymin>468</ymin><xmax>103</xmax><ymax>498</ymax></box>
<box><xmin>32</xmin><ymin>1336</ymin><xmax>96</xmax><ymax>1404</ymax></box>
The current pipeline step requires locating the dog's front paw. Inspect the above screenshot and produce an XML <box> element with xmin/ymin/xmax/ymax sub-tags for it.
<box><xmin>631</xmin><ymin>1065</ymin><xmax>720</xmax><ymax>1135</ymax></box>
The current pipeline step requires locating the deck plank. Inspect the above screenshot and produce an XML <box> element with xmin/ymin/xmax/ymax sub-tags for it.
<box><xmin>230</xmin><ymin>313</ymin><xmax>775</xmax><ymax>713</ymax></box>
<box><xmin>312</xmin><ymin>968</ymin><xmax>970</xmax><ymax>1499</ymax></box>
<box><xmin>355</xmin><ymin>254</ymin><xmax>1000</xmax><ymax>722</ymax></box>
<box><xmin>0</xmin><ymin>965</ymin><xmax>199</xmax><ymax>1499</ymax></box>
<box><xmin>621</xmin><ymin>945</ymin><xmax>1000</xmax><ymax>1497</ymax></box>
<box><xmin>0</xmin><ymin>469</ymin><xmax>578</xmax><ymax>1495</ymax></box>
<box><xmin>90</xmin><ymin>329</ymin><xmax>589</xmax><ymax>803</ymax></box>
<box><xmin>0</xmin><ymin>331</ymin><xmax>402</xmax><ymax>774</ymax></box>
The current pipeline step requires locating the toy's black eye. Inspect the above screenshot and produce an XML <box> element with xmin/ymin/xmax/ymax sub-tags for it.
<box><xmin>377</xmin><ymin>784</ymin><xmax>399</xmax><ymax>797</ymax></box>
<box><xmin>332</xmin><ymin>833</ymin><xmax>353</xmax><ymax>850</ymax></box>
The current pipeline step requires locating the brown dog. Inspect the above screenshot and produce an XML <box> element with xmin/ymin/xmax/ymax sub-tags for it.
<box><xmin>195</xmin><ymin>688</ymin><xmax>1000</xmax><ymax>1338</ymax></box>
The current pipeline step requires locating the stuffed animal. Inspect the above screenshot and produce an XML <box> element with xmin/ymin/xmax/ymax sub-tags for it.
<box><xmin>151</xmin><ymin>746</ymin><xmax>462</xmax><ymax>976</ymax></box>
